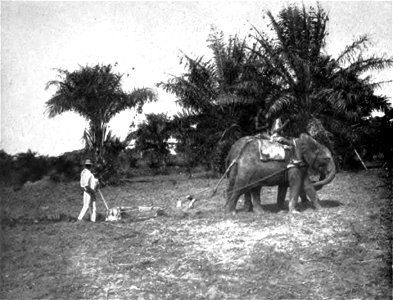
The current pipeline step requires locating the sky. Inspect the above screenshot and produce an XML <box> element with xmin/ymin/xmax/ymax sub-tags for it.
<box><xmin>1</xmin><ymin>1</ymin><xmax>392</xmax><ymax>156</ymax></box>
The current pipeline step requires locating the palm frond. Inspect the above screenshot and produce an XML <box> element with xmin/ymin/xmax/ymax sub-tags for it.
<box><xmin>343</xmin><ymin>56</ymin><xmax>393</xmax><ymax>75</ymax></box>
<box><xmin>45</xmin><ymin>94</ymin><xmax>79</xmax><ymax>118</ymax></box>
<box><xmin>207</xmin><ymin>27</ymin><xmax>225</xmax><ymax>80</ymax></box>
<box><xmin>266</xmin><ymin>94</ymin><xmax>297</xmax><ymax>117</ymax></box>
<box><xmin>82</xmin><ymin>127</ymin><xmax>95</xmax><ymax>151</ymax></box>
<box><xmin>364</xmin><ymin>80</ymin><xmax>393</xmax><ymax>91</ymax></box>
<box><xmin>336</xmin><ymin>35</ymin><xmax>369</xmax><ymax>65</ymax></box>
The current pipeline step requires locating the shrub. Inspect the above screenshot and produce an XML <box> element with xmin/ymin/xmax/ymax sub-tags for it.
<box><xmin>0</xmin><ymin>150</ymin><xmax>14</xmax><ymax>185</ymax></box>
<box><xmin>12</xmin><ymin>150</ymin><xmax>50</xmax><ymax>187</ymax></box>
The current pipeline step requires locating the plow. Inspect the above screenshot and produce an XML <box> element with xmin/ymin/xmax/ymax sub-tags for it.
<box><xmin>97</xmin><ymin>188</ymin><xmax>165</xmax><ymax>222</ymax></box>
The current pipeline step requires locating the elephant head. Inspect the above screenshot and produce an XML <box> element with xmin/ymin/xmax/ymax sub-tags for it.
<box><xmin>297</xmin><ymin>133</ymin><xmax>336</xmax><ymax>189</ymax></box>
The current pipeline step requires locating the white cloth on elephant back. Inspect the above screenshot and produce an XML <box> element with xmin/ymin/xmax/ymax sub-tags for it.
<box><xmin>258</xmin><ymin>139</ymin><xmax>287</xmax><ymax>161</ymax></box>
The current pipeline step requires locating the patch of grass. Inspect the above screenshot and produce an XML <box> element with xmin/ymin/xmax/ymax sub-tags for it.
<box><xmin>1</xmin><ymin>170</ymin><xmax>391</xmax><ymax>299</ymax></box>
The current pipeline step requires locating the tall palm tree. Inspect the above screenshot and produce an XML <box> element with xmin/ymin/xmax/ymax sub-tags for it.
<box><xmin>250</xmin><ymin>4</ymin><xmax>329</xmax><ymax>129</ymax></box>
<box><xmin>251</xmin><ymin>4</ymin><xmax>392</xmax><ymax>142</ymax></box>
<box><xmin>45</xmin><ymin>64</ymin><xmax>157</xmax><ymax>162</ymax></box>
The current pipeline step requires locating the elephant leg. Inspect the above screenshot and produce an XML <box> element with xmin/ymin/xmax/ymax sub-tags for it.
<box><xmin>288</xmin><ymin>169</ymin><xmax>302</xmax><ymax>213</ymax></box>
<box><xmin>225</xmin><ymin>176</ymin><xmax>236</xmax><ymax>209</ymax></box>
<box><xmin>277</xmin><ymin>184</ymin><xmax>287</xmax><ymax>211</ymax></box>
<box><xmin>244</xmin><ymin>192</ymin><xmax>253</xmax><ymax>212</ymax></box>
<box><xmin>225</xmin><ymin>181</ymin><xmax>243</xmax><ymax>214</ymax></box>
<box><xmin>300</xmin><ymin>190</ymin><xmax>309</xmax><ymax>203</ymax></box>
<box><xmin>250</xmin><ymin>186</ymin><xmax>264</xmax><ymax>214</ymax></box>
<box><xmin>226</xmin><ymin>182</ymin><xmax>234</xmax><ymax>205</ymax></box>
<box><xmin>301</xmin><ymin>172</ymin><xmax>325</xmax><ymax>203</ymax></box>
<box><xmin>288</xmin><ymin>186</ymin><xmax>301</xmax><ymax>213</ymax></box>
<box><xmin>303</xmin><ymin>177</ymin><xmax>322</xmax><ymax>210</ymax></box>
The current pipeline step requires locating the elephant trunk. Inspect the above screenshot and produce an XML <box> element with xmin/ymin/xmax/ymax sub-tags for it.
<box><xmin>313</xmin><ymin>160</ymin><xmax>336</xmax><ymax>189</ymax></box>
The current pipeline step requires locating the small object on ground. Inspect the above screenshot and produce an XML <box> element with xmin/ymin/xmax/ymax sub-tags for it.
<box><xmin>188</xmin><ymin>196</ymin><xmax>198</xmax><ymax>209</ymax></box>
<box><xmin>105</xmin><ymin>207</ymin><xmax>122</xmax><ymax>221</ymax></box>
<box><xmin>176</xmin><ymin>195</ymin><xmax>198</xmax><ymax>209</ymax></box>
<box><xmin>155</xmin><ymin>208</ymin><xmax>166</xmax><ymax>216</ymax></box>
<box><xmin>138</xmin><ymin>206</ymin><xmax>163</xmax><ymax>212</ymax></box>
<box><xmin>138</xmin><ymin>206</ymin><xmax>154</xmax><ymax>212</ymax></box>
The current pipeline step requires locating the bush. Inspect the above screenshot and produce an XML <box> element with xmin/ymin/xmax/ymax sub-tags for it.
<box><xmin>49</xmin><ymin>154</ymin><xmax>81</xmax><ymax>182</ymax></box>
<box><xmin>0</xmin><ymin>150</ymin><xmax>14</xmax><ymax>185</ymax></box>
<box><xmin>12</xmin><ymin>150</ymin><xmax>50</xmax><ymax>187</ymax></box>
<box><xmin>211</xmin><ymin>140</ymin><xmax>233</xmax><ymax>175</ymax></box>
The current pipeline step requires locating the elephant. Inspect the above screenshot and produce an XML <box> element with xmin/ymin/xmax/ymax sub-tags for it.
<box><xmin>225</xmin><ymin>133</ymin><xmax>336</xmax><ymax>214</ymax></box>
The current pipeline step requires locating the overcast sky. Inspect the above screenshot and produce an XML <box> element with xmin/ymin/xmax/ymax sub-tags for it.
<box><xmin>1</xmin><ymin>1</ymin><xmax>392</xmax><ymax>156</ymax></box>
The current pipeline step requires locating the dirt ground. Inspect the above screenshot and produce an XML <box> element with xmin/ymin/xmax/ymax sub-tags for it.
<box><xmin>1</xmin><ymin>169</ymin><xmax>392</xmax><ymax>299</ymax></box>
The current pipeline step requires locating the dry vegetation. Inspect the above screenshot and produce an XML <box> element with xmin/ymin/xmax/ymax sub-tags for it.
<box><xmin>1</xmin><ymin>169</ymin><xmax>391</xmax><ymax>299</ymax></box>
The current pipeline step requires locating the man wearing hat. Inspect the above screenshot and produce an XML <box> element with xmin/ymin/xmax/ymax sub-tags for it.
<box><xmin>77</xmin><ymin>159</ymin><xmax>98</xmax><ymax>222</ymax></box>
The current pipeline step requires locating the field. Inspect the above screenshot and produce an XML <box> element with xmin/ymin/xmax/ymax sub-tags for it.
<box><xmin>1</xmin><ymin>169</ymin><xmax>392</xmax><ymax>299</ymax></box>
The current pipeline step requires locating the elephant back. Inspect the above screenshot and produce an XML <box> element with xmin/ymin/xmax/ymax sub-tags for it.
<box><xmin>227</xmin><ymin>136</ymin><xmax>294</xmax><ymax>166</ymax></box>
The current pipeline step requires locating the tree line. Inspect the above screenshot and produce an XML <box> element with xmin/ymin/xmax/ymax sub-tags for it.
<box><xmin>157</xmin><ymin>4</ymin><xmax>392</xmax><ymax>173</ymax></box>
<box><xmin>3</xmin><ymin>3</ymin><xmax>391</xmax><ymax>187</ymax></box>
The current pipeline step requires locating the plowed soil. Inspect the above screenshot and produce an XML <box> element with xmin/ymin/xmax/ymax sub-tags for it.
<box><xmin>1</xmin><ymin>169</ymin><xmax>391</xmax><ymax>299</ymax></box>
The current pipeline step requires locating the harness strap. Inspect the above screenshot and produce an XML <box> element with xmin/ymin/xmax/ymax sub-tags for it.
<box><xmin>225</xmin><ymin>162</ymin><xmax>304</xmax><ymax>197</ymax></box>
<box><xmin>258</xmin><ymin>139</ymin><xmax>263</xmax><ymax>160</ymax></box>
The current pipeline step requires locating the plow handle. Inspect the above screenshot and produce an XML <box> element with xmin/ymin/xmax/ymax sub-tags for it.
<box><xmin>98</xmin><ymin>189</ymin><xmax>110</xmax><ymax>210</ymax></box>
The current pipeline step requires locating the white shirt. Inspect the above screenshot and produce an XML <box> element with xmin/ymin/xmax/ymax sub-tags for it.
<box><xmin>80</xmin><ymin>168</ymin><xmax>98</xmax><ymax>191</ymax></box>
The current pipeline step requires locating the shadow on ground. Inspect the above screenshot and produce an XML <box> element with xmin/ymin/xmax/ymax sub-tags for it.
<box><xmin>236</xmin><ymin>199</ymin><xmax>343</xmax><ymax>214</ymax></box>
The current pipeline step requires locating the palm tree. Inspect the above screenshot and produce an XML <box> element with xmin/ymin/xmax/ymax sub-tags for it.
<box><xmin>250</xmin><ymin>4</ymin><xmax>329</xmax><ymax>129</ymax></box>
<box><xmin>158</xmin><ymin>30</ymin><xmax>275</xmax><ymax>171</ymax></box>
<box><xmin>128</xmin><ymin>113</ymin><xmax>172</xmax><ymax>168</ymax></box>
<box><xmin>314</xmin><ymin>37</ymin><xmax>392</xmax><ymax>140</ymax></box>
<box><xmin>251</xmin><ymin>4</ymin><xmax>392</xmax><ymax>143</ymax></box>
<box><xmin>45</xmin><ymin>64</ymin><xmax>157</xmax><ymax>162</ymax></box>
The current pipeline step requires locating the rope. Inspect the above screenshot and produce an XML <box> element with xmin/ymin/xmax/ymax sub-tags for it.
<box><xmin>211</xmin><ymin>163</ymin><xmax>296</xmax><ymax>198</ymax></box>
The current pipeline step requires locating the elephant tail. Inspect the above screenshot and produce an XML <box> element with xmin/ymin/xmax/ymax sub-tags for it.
<box><xmin>211</xmin><ymin>158</ymin><xmax>238</xmax><ymax>197</ymax></box>
<box><xmin>211</xmin><ymin>138</ymin><xmax>254</xmax><ymax>197</ymax></box>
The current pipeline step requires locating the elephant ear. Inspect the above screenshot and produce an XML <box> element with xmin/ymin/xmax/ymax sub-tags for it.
<box><xmin>298</xmin><ymin>133</ymin><xmax>320</xmax><ymax>168</ymax></box>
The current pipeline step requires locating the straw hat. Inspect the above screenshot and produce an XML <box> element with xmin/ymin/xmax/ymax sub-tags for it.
<box><xmin>84</xmin><ymin>159</ymin><xmax>93</xmax><ymax>165</ymax></box>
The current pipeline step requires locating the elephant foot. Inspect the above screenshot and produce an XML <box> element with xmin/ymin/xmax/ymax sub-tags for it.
<box><xmin>253</xmin><ymin>207</ymin><xmax>265</xmax><ymax>215</ymax></box>
<box><xmin>225</xmin><ymin>206</ymin><xmax>237</xmax><ymax>216</ymax></box>
<box><xmin>224</xmin><ymin>202</ymin><xmax>236</xmax><ymax>214</ymax></box>
<box><xmin>243</xmin><ymin>205</ymin><xmax>253</xmax><ymax>212</ymax></box>
<box><xmin>225</xmin><ymin>208</ymin><xmax>235</xmax><ymax>214</ymax></box>
<box><xmin>289</xmin><ymin>209</ymin><xmax>300</xmax><ymax>214</ymax></box>
<box><xmin>313</xmin><ymin>203</ymin><xmax>322</xmax><ymax>211</ymax></box>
